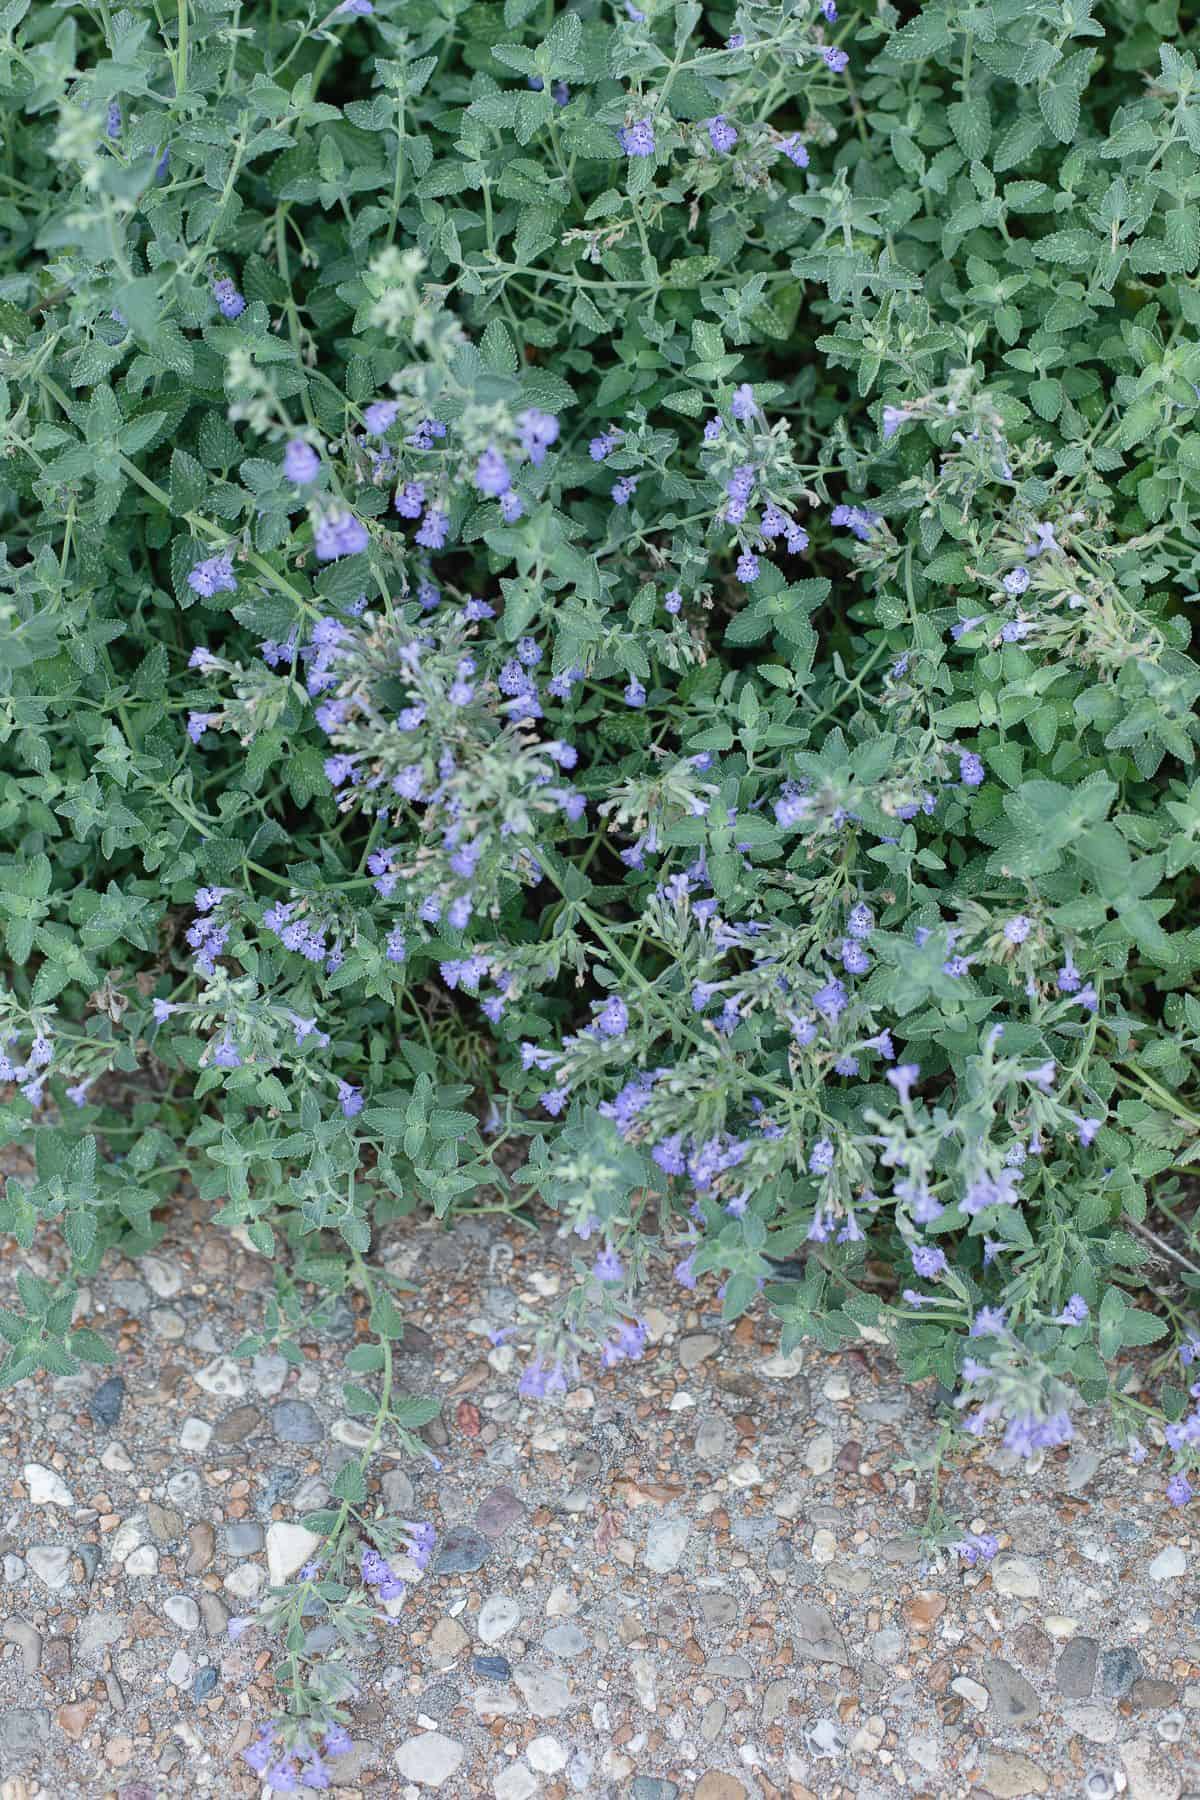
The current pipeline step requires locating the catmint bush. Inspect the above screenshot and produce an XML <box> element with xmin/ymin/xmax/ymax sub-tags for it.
<box><xmin>3</xmin><ymin>0</ymin><xmax>1200</xmax><ymax>1748</ymax></box>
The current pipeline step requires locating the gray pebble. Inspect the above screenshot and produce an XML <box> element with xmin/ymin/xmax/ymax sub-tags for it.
<box><xmin>1</xmin><ymin>1620</ymin><xmax>42</xmax><ymax>1675</ymax></box>
<box><xmin>224</xmin><ymin>1522</ymin><xmax>265</xmax><ymax>1557</ymax></box>
<box><xmin>271</xmin><ymin>1399</ymin><xmax>323</xmax><ymax>1445</ymax></box>
<box><xmin>1056</xmin><ymin>1636</ymin><xmax>1099</xmax><ymax>1699</ymax></box>
<box><xmin>543</xmin><ymin>1623</ymin><xmax>588</xmax><ymax>1659</ymax></box>
<box><xmin>191</xmin><ymin>1666</ymin><xmax>218</xmax><ymax>1702</ymax></box>
<box><xmin>631</xmin><ymin>1779</ymin><xmax>679</xmax><ymax>1800</ymax></box>
<box><xmin>983</xmin><ymin>1656</ymin><xmax>1042</xmax><ymax>1723</ymax></box>
<box><xmin>88</xmin><ymin>1376</ymin><xmax>125</xmax><ymax>1429</ymax></box>
<box><xmin>1099</xmin><ymin>1645</ymin><xmax>1142</xmax><ymax>1698</ymax></box>
<box><xmin>0</xmin><ymin>1708</ymin><xmax>49</xmax><ymax>1764</ymax></box>
<box><xmin>432</xmin><ymin>1526</ymin><xmax>491</xmax><ymax>1575</ymax></box>
<box><xmin>473</xmin><ymin>1654</ymin><xmax>511</xmax><ymax>1679</ymax></box>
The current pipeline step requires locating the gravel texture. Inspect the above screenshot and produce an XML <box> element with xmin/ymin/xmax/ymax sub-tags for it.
<box><xmin>1</xmin><ymin>1190</ymin><xmax>1198</xmax><ymax>1798</ymax></box>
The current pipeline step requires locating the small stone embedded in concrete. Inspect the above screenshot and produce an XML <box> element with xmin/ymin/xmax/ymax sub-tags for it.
<box><xmin>192</xmin><ymin>1666</ymin><xmax>218</xmax><ymax>1701</ymax></box>
<box><xmin>477</xmin><ymin>1594</ymin><xmax>520</xmax><ymax>1644</ymax></box>
<box><xmin>473</xmin><ymin>1654</ymin><xmax>511</xmax><ymax>1679</ymax></box>
<box><xmin>394</xmin><ymin>1730</ymin><xmax>465</xmax><ymax>1787</ymax></box>
<box><xmin>1055</xmin><ymin>1635</ymin><xmax>1098</xmax><ymax>1698</ymax></box>
<box><xmin>645</xmin><ymin>1517</ymin><xmax>689</xmax><ymax>1573</ymax></box>
<box><xmin>1119</xmin><ymin>1735</ymin><xmax>1182</xmax><ymax>1800</ymax></box>
<box><xmin>266</xmin><ymin>1521</ymin><xmax>322</xmax><ymax>1587</ymax></box>
<box><xmin>791</xmin><ymin>1601</ymin><xmax>850</xmax><ymax>1665</ymax></box>
<box><xmin>271</xmin><ymin>1398</ymin><xmax>323</xmax><ymax>1443</ymax></box>
<box><xmin>990</xmin><ymin>1553</ymin><xmax>1041</xmax><ymax>1598</ymax></box>
<box><xmin>678</xmin><ymin>1332</ymin><xmax>719</xmax><ymax>1370</ymax></box>
<box><xmin>88</xmin><ymin>1376</ymin><xmax>125</xmax><ymax>1429</ymax></box>
<box><xmin>1147</xmin><ymin>1544</ymin><xmax>1186</xmax><ymax>1581</ymax></box>
<box><xmin>1099</xmin><ymin>1644</ymin><xmax>1143</xmax><ymax>1698</ymax></box>
<box><xmin>982</xmin><ymin>1657</ymin><xmax>1041</xmax><ymax>1722</ymax></box>
<box><xmin>194</xmin><ymin>1356</ymin><xmax>244</xmax><ymax>1398</ymax></box>
<box><xmin>432</xmin><ymin>1525</ymin><xmax>491</xmax><ymax>1575</ymax></box>
<box><xmin>475</xmin><ymin>1484</ymin><xmax>526</xmax><ymax>1538</ymax></box>
<box><xmin>23</xmin><ymin>1464</ymin><xmax>74</xmax><ymax>1507</ymax></box>
<box><xmin>513</xmin><ymin>1663</ymin><xmax>571</xmax><ymax>1717</ymax></box>
<box><xmin>543</xmin><ymin>1622</ymin><xmax>587</xmax><ymax>1659</ymax></box>
<box><xmin>494</xmin><ymin>1762</ymin><xmax>537</xmax><ymax>1800</ymax></box>
<box><xmin>978</xmin><ymin>1750</ymin><xmax>1049</xmax><ymax>1797</ymax></box>
<box><xmin>527</xmin><ymin>1735</ymin><xmax>567</xmax><ymax>1774</ymax></box>
<box><xmin>28</xmin><ymin>1546</ymin><xmax>72</xmax><ymax>1591</ymax></box>
<box><xmin>163</xmin><ymin>1595</ymin><xmax>200</xmax><ymax>1633</ymax></box>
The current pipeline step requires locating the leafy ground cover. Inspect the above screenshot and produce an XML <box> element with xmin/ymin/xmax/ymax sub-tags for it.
<box><xmin>3</xmin><ymin>0</ymin><xmax>1200</xmax><ymax>1766</ymax></box>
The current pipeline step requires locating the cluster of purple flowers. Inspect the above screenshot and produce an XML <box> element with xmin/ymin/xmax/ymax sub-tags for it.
<box><xmin>952</xmin><ymin>1531</ymin><xmax>999</xmax><ymax>1566</ymax></box>
<box><xmin>212</xmin><ymin>276</ymin><xmax>245</xmax><ymax>320</ymax></box>
<box><xmin>243</xmin><ymin>1721</ymin><xmax>353</xmax><ymax>1791</ymax></box>
<box><xmin>314</xmin><ymin>510</ymin><xmax>370</xmax><ymax>562</ymax></box>
<box><xmin>0</xmin><ymin>1027</ymin><xmax>56</xmax><ymax>1111</ymax></box>
<box><xmin>187</xmin><ymin>551</ymin><xmax>237</xmax><ymax>599</ymax></box>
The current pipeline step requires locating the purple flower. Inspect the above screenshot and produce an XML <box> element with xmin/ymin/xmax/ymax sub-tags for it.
<box><xmin>519</xmin><ymin>1356</ymin><xmax>568</xmax><ymax>1399</ymax></box>
<box><xmin>1005</xmin><ymin>915</ymin><xmax>1031</xmax><ymax>944</ymax></box>
<box><xmin>364</xmin><ymin>399</ymin><xmax>398</xmax><ymax>436</ymax></box>
<box><xmin>674</xmin><ymin>1253</ymin><xmax>698</xmax><ymax>1290</ymax></box>
<box><xmin>187</xmin><ymin>552</ymin><xmax>237</xmax><ymax>598</ymax></box>
<box><xmin>847</xmin><ymin>902</ymin><xmax>874</xmax><ymax>939</ymax></box>
<box><xmin>322</xmin><ymin>1725</ymin><xmax>353</xmax><ymax>1761</ymax></box>
<box><xmin>213</xmin><ymin>1035</ymin><xmax>241</xmax><ymax>1070</ymax></box>
<box><xmin>830</xmin><ymin>503</ymin><xmax>880</xmax><ymax>542</ymax></box>
<box><xmin>475</xmin><ymin>447</ymin><xmax>510</xmax><ymax>497</ymax></box>
<box><xmin>395</xmin><ymin>480</ymin><xmax>425</xmax><ymax>518</ymax></box>
<box><xmin>813</xmin><ymin>978</ymin><xmax>847</xmax><ymax>1020</ymax></box>
<box><xmin>590</xmin><ymin>433</ymin><xmax>618</xmax><ymax>460</ymax></box>
<box><xmin>314</xmin><ymin>511</ymin><xmax>369</xmax><ymax>561</ymax></box>
<box><xmin>612</xmin><ymin>477</ymin><xmax>637</xmax><ymax>506</ymax></box>
<box><xmin>887</xmin><ymin>1062</ymin><xmax>920</xmax><ymax>1102</ymax></box>
<box><xmin>1075</xmin><ymin>1116</ymin><xmax>1102</xmax><ymax>1147</ymax></box>
<box><xmin>593</xmin><ymin>1245</ymin><xmax>623</xmax><ymax>1282</ymax></box>
<box><xmin>339</xmin><ymin>0</ymin><xmax>374</xmax><ymax>12</ymax></box>
<box><xmin>780</xmin><ymin>133</ymin><xmax>809</xmax><ymax>168</ymax></box>
<box><xmin>624</xmin><ymin>677</ymin><xmax>646</xmax><ymax>707</ymax></box>
<box><xmin>337</xmin><ymin>1080</ymin><xmax>363</xmax><ymax>1119</ymax></box>
<box><xmin>1003</xmin><ymin>565</ymin><xmax>1030</xmax><ymax>596</ymax></box>
<box><xmin>602</xmin><ymin>1318</ymin><xmax>647</xmax><ymax>1366</ymax></box>
<box><xmin>730</xmin><ymin>383</ymin><xmax>756</xmax><ymax>422</ymax></box>
<box><xmin>1055</xmin><ymin>1294</ymin><xmax>1089</xmax><ymax>1325</ymax></box>
<box><xmin>415</xmin><ymin>507</ymin><xmax>449</xmax><ymax>550</ymax></box>
<box><xmin>841</xmin><ymin>938</ymin><xmax>870</xmax><ymax>976</ymax></box>
<box><xmin>498</xmin><ymin>488</ymin><xmax>523</xmax><ymax>521</ymax></box>
<box><xmin>953</xmin><ymin>1531</ymin><xmax>997</xmax><ymax>1566</ymax></box>
<box><xmin>911</xmin><ymin>1245</ymin><xmax>947</xmax><ymax>1279</ymax></box>
<box><xmin>664</xmin><ymin>588</ymin><xmax>683</xmax><ymax>613</ymax></box>
<box><xmin>736</xmin><ymin>551</ymin><xmax>760</xmax><ymax>583</ymax></box>
<box><xmin>1166</xmin><ymin>1473</ymin><xmax>1192</xmax><ymax>1506</ymax></box>
<box><xmin>707</xmin><ymin>115</ymin><xmax>738</xmax><ymax>153</ymax></box>
<box><xmin>620</xmin><ymin>118</ymin><xmax>655</xmax><ymax>158</ymax></box>
<box><xmin>187</xmin><ymin>711</ymin><xmax>216</xmax><ymax>744</ymax></box>
<box><xmin>970</xmin><ymin>1306</ymin><xmax>1007</xmax><ymax>1336</ymax></box>
<box><xmin>596</xmin><ymin>995</ymin><xmax>629</xmax><ymax>1038</ymax></box>
<box><xmin>959</xmin><ymin>751</ymin><xmax>985</xmax><ymax>788</ymax></box>
<box><xmin>516</xmin><ymin>408</ymin><xmax>560</xmax><ymax>464</ymax></box>
<box><xmin>213</xmin><ymin>277</ymin><xmax>245</xmax><ymax>319</ymax></box>
<box><xmin>809</xmin><ymin>1138</ymin><xmax>834</xmax><ymax>1175</ymax></box>
<box><xmin>822</xmin><ymin>46</ymin><xmax>849</xmax><ymax>72</ymax></box>
<box><xmin>106</xmin><ymin>100</ymin><xmax>122</xmax><ymax>140</ymax></box>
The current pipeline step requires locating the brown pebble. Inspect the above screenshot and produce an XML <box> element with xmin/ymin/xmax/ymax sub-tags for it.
<box><xmin>56</xmin><ymin>1700</ymin><xmax>97</xmax><ymax>1741</ymax></box>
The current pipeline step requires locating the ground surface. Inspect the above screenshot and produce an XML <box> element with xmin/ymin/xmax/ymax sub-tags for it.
<box><xmin>0</xmin><ymin>1195</ymin><xmax>1197</xmax><ymax>1800</ymax></box>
